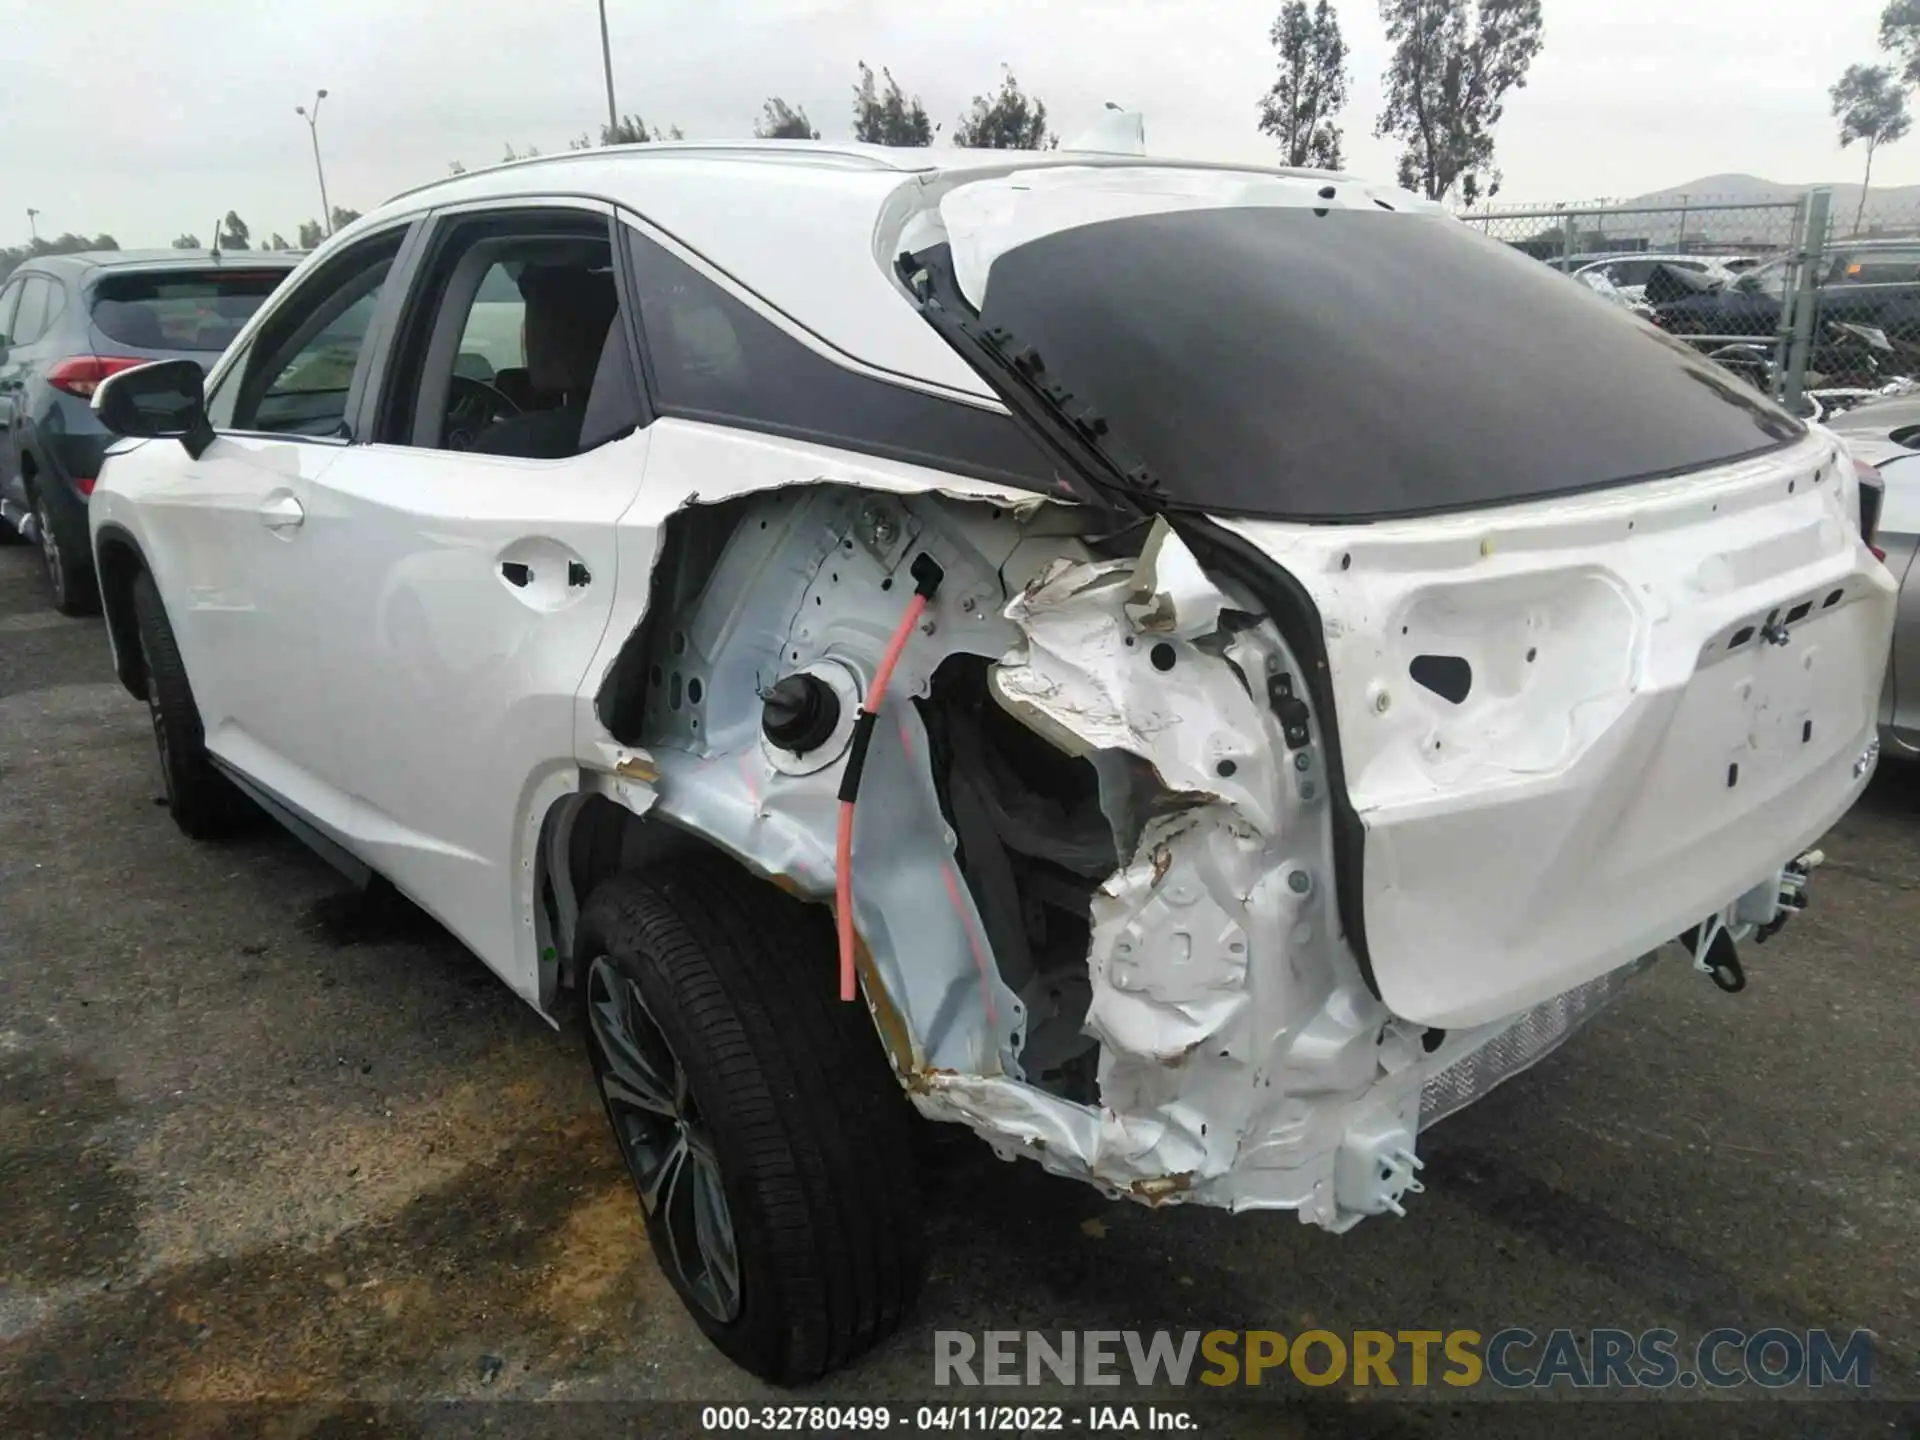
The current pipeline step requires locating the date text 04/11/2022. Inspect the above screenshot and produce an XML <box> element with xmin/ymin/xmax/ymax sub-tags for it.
<box><xmin>697</xmin><ymin>1404</ymin><xmax>1197</xmax><ymax>1431</ymax></box>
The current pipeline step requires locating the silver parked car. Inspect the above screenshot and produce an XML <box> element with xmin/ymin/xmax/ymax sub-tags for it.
<box><xmin>1825</xmin><ymin>399</ymin><xmax>1920</xmax><ymax>754</ymax></box>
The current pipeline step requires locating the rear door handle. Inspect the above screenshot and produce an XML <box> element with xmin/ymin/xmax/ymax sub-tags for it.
<box><xmin>258</xmin><ymin>494</ymin><xmax>304</xmax><ymax>531</ymax></box>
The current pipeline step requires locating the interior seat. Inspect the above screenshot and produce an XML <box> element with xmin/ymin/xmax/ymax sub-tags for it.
<box><xmin>470</xmin><ymin>266</ymin><xmax>617</xmax><ymax>459</ymax></box>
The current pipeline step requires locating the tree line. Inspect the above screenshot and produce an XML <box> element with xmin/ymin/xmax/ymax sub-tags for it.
<box><xmin>0</xmin><ymin>205</ymin><xmax>370</xmax><ymax>282</ymax></box>
<box><xmin>168</xmin><ymin>206</ymin><xmax>368</xmax><ymax>254</ymax></box>
<box><xmin>1</xmin><ymin>5</ymin><xmax>1560</xmax><ymax>275</ymax></box>
<box><xmin>452</xmin><ymin>60</ymin><xmax>1059</xmax><ymax>173</ymax></box>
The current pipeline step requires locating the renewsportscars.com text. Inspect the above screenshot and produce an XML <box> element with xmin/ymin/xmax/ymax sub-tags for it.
<box><xmin>933</xmin><ymin>1328</ymin><xmax>1875</xmax><ymax>1392</ymax></box>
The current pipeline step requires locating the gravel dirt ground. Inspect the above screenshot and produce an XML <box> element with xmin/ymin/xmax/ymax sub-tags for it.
<box><xmin>1</xmin><ymin>537</ymin><xmax>1916</xmax><ymax>1439</ymax></box>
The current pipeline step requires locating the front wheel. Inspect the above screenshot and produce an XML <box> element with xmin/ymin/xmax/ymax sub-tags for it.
<box><xmin>35</xmin><ymin>490</ymin><xmax>98</xmax><ymax>616</ymax></box>
<box><xmin>131</xmin><ymin>570</ymin><xmax>249</xmax><ymax>838</ymax></box>
<box><xmin>578</xmin><ymin>861</ymin><xmax>926</xmax><ymax>1384</ymax></box>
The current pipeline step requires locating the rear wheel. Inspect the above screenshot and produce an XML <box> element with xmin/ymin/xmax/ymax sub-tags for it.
<box><xmin>131</xmin><ymin>569</ymin><xmax>248</xmax><ymax>838</ymax></box>
<box><xmin>578</xmin><ymin>861</ymin><xmax>926</xmax><ymax>1384</ymax></box>
<box><xmin>33</xmin><ymin>488</ymin><xmax>98</xmax><ymax>616</ymax></box>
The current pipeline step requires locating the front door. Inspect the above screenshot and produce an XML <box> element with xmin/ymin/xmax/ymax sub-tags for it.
<box><xmin>292</xmin><ymin>203</ymin><xmax>652</xmax><ymax>1000</ymax></box>
<box><xmin>163</xmin><ymin>225</ymin><xmax>414</xmax><ymax>825</ymax></box>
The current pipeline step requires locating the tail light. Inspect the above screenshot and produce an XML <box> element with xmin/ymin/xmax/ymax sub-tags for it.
<box><xmin>1853</xmin><ymin>456</ymin><xmax>1886</xmax><ymax>559</ymax></box>
<box><xmin>48</xmin><ymin>354</ymin><xmax>149</xmax><ymax>398</ymax></box>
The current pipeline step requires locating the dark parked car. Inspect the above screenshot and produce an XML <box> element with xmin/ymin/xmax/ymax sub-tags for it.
<box><xmin>0</xmin><ymin>250</ymin><xmax>299</xmax><ymax>611</ymax></box>
<box><xmin>1653</xmin><ymin>239</ymin><xmax>1920</xmax><ymax>350</ymax></box>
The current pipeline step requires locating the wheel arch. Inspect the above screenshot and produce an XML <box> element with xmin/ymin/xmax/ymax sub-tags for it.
<box><xmin>533</xmin><ymin>787</ymin><xmax>725</xmax><ymax>1017</ymax></box>
<box><xmin>93</xmin><ymin>521</ymin><xmax>150</xmax><ymax>699</ymax></box>
<box><xmin>531</xmin><ymin>786</ymin><xmax>917</xmax><ymax>1080</ymax></box>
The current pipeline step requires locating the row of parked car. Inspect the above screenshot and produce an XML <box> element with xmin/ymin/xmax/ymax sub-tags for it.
<box><xmin>1548</xmin><ymin>240</ymin><xmax>1920</xmax><ymax>421</ymax></box>
<box><xmin>0</xmin><ymin>248</ymin><xmax>301</xmax><ymax>609</ymax></box>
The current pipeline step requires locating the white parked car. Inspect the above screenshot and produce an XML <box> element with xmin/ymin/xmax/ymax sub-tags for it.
<box><xmin>86</xmin><ymin>142</ymin><xmax>1894</xmax><ymax>1382</ymax></box>
<box><xmin>1573</xmin><ymin>252</ymin><xmax>1738</xmax><ymax>303</ymax></box>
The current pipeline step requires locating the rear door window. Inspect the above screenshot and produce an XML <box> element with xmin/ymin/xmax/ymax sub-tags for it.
<box><xmin>10</xmin><ymin>277</ymin><xmax>58</xmax><ymax>347</ymax></box>
<box><xmin>89</xmin><ymin>269</ymin><xmax>288</xmax><ymax>352</ymax></box>
<box><xmin>0</xmin><ymin>279</ymin><xmax>22</xmax><ymax>344</ymax></box>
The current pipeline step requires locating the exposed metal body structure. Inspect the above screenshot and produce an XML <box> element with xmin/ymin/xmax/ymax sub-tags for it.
<box><xmin>87</xmin><ymin>140</ymin><xmax>1895</xmax><ymax>1231</ymax></box>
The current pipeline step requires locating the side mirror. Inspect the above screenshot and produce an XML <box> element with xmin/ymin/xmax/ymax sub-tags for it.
<box><xmin>93</xmin><ymin>359</ymin><xmax>214</xmax><ymax>459</ymax></box>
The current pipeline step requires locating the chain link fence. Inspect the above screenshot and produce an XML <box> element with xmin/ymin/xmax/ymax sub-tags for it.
<box><xmin>1459</xmin><ymin>188</ymin><xmax>1920</xmax><ymax>421</ymax></box>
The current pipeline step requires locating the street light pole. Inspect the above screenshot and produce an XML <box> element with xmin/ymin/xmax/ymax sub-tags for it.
<box><xmin>295</xmin><ymin>89</ymin><xmax>334</xmax><ymax>238</ymax></box>
<box><xmin>26</xmin><ymin>208</ymin><xmax>39</xmax><ymax>242</ymax></box>
<box><xmin>598</xmin><ymin>0</ymin><xmax>618</xmax><ymax>139</ymax></box>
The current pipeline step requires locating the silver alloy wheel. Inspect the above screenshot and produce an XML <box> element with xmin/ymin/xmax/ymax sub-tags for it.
<box><xmin>137</xmin><ymin>619</ymin><xmax>174</xmax><ymax>800</ymax></box>
<box><xmin>586</xmin><ymin>954</ymin><xmax>743</xmax><ymax>1324</ymax></box>
<box><xmin>34</xmin><ymin>496</ymin><xmax>63</xmax><ymax>604</ymax></box>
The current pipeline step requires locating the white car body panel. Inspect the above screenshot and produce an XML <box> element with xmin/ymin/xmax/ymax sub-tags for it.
<box><xmin>934</xmin><ymin>164</ymin><xmax>1435</xmax><ymax>308</ymax></box>
<box><xmin>89</xmin><ymin>142</ymin><xmax>1894</xmax><ymax>1232</ymax></box>
<box><xmin>290</xmin><ymin>435</ymin><xmax>653</xmax><ymax>1004</ymax></box>
<box><xmin>103</xmin><ymin>434</ymin><xmax>351</xmax><ymax>821</ymax></box>
<box><xmin>1226</xmin><ymin>434</ymin><xmax>1892</xmax><ymax>1027</ymax></box>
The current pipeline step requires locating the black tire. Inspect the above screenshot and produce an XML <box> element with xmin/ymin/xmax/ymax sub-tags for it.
<box><xmin>130</xmin><ymin>569</ymin><xmax>248</xmax><ymax>839</ymax></box>
<box><xmin>33</xmin><ymin>487</ymin><xmax>98</xmax><ymax>616</ymax></box>
<box><xmin>578</xmin><ymin>861</ymin><xmax>926</xmax><ymax>1384</ymax></box>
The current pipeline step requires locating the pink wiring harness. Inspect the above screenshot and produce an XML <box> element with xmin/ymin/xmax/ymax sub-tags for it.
<box><xmin>835</xmin><ymin>554</ymin><xmax>944</xmax><ymax>1001</ymax></box>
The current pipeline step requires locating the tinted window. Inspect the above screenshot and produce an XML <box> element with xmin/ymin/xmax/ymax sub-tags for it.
<box><xmin>623</xmin><ymin>225</ymin><xmax>1054</xmax><ymax>490</ymax></box>
<box><xmin>90</xmin><ymin>269</ymin><xmax>287</xmax><ymax>352</ymax></box>
<box><xmin>10</xmin><ymin>277</ymin><xmax>58</xmax><ymax>346</ymax></box>
<box><xmin>208</xmin><ymin>231</ymin><xmax>402</xmax><ymax>437</ymax></box>
<box><xmin>963</xmin><ymin>207</ymin><xmax>1802</xmax><ymax>521</ymax></box>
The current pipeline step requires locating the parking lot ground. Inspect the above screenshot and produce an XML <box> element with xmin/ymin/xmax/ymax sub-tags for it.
<box><xmin>1</xmin><ymin>538</ymin><xmax>1917</xmax><ymax>1439</ymax></box>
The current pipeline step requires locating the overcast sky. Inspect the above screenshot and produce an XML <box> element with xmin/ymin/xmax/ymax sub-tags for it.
<box><xmin>0</xmin><ymin>0</ymin><xmax>1903</xmax><ymax>246</ymax></box>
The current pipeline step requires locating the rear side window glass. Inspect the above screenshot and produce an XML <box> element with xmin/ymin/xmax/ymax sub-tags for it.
<box><xmin>90</xmin><ymin>270</ymin><xmax>287</xmax><ymax>352</ymax></box>
<box><xmin>10</xmin><ymin>277</ymin><xmax>59</xmax><ymax>347</ymax></box>
<box><xmin>622</xmin><ymin>225</ymin><xmax>1054</xmax><ymax>491</ymax></box>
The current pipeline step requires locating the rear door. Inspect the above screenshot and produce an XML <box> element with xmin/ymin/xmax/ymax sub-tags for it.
<box><xmin>289</xmin><ymin>200</ymin><xmax>650</xmax><ymax>1001</ymax></box>
<box><xmin>2</xmin><ymin>275</ymin><xmax>61</xmax><ymax>458</ymax></box>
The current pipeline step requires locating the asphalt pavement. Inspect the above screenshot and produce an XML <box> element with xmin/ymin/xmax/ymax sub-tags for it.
<box><xmin>1</xmin><ymin>537</ymin><xmax>1915</xmax><ymax>1439</ymax></box>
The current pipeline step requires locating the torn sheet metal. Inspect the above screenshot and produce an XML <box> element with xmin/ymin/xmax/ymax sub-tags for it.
<box><xmin>598</xmin><ymin>485</ymin><xmax>1653</xmax><ymax>1229</ymax></box>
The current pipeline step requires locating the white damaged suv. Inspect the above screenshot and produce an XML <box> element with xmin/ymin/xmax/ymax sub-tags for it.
<box><xmin>86</xmin><ymin>141</ymin><xmax>1894</xmax><ymax>1381</ymax></box>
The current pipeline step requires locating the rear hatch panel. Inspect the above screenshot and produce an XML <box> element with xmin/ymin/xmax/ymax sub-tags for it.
<box><xmin>1226</xmin><ymin>433</ymin><xmax>1893</xmax><ymax>1027</ymax></box>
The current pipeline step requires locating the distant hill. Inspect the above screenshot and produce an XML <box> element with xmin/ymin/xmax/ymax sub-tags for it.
<box><xmin>1629</xmin><ymin>173</ymin><xmax>1920</xmax><ymax>229</ymax></box>
<box><xmin>1479</xmin><ymin>174</ymin><xmax>1920</xmax><ymax>249</ymax></box>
